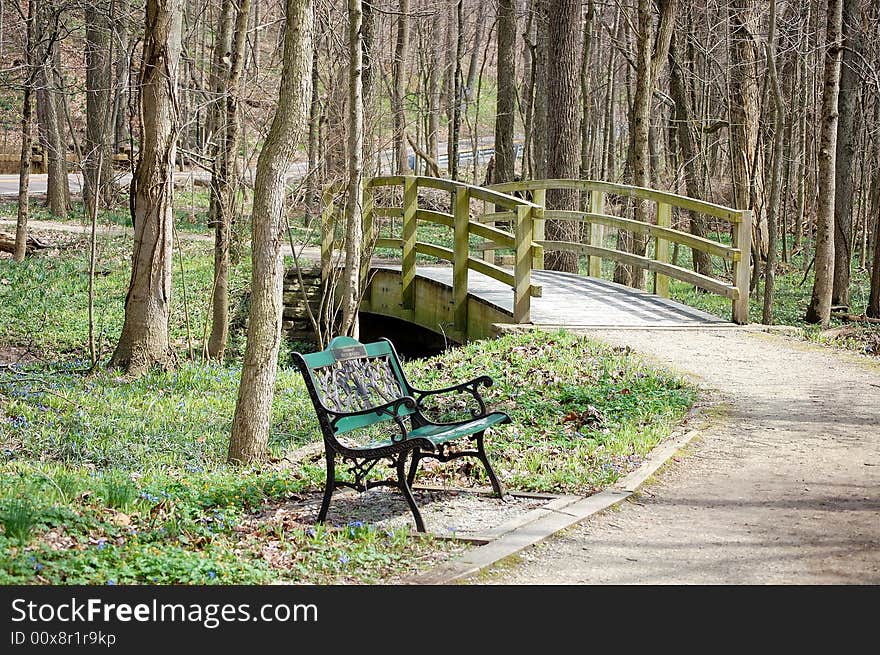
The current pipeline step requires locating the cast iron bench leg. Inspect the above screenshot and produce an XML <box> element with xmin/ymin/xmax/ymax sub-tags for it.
<box><xmin>396</xmin><ymin>452</ymin><xmax>426</xmax><ymax>532</ymax></box>
<box><xmin>406</xmin><ymin>447</ymin><xmax>423</xmax><ymax>488</ymax></box>
<box><xmin>475</xmin><ymin>430</ymin><xmax>505</xmax><ymax>497</ymax></box>
<box><xmin>317</xmin><ymin>449</ymin><xmax>336</xmax><ymax>523</ymax></box>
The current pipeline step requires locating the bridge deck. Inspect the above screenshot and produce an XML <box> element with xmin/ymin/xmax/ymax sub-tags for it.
<box><xmin>374</xmin><ymin>264</ymin><xmax>732</xmax><ymax>327</ymax></box>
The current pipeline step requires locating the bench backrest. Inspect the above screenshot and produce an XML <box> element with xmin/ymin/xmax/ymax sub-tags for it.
<box><xmin>295</xmin><ymin>336</ymin><xmax>414</xmax><ymax>435</ymax></box>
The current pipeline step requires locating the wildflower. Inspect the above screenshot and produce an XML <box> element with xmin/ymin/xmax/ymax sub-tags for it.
<box><xmin>207</xmin><ymin>571</ymin><xmax>216</xmax><ymax>579</ymax></box>
<box><xmin>106</xmin><ymin>580</ymin><xmax>116</xmax><ymax>585</ymax></box>
<box><xmin>338</xmin><ymin>555</ymin><xmax>350</xmax><ymax>565</ymax></box>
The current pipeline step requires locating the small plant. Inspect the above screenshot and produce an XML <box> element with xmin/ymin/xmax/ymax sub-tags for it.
<box><xmin>0</xmin><ymin>498</ymin><xmax>39</xmax><ymax>544</ymax></box>
<box><xmin>101</xmin><ymin>472</ymin><xmax>139</xmax><ymax>510</ymax></box>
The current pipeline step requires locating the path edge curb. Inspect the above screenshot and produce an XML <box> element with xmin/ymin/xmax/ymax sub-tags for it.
<box><xmin>405</xmin><ymin>421</ymin><xmax>705</xmax><ymax>585</ymax></box>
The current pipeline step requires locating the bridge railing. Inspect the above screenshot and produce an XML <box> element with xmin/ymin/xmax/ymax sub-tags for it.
<box><xmin>321</xmin><ymin>175</ymin><xmax>544</xmax><ymax>336</ymax></box>
<box><xmin>487</xmin><ymin>179</ymin><xmax>752</xmax><ymax>324</ymax></box>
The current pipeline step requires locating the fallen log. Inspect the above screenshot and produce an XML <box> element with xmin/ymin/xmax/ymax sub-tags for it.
<box><xmin>0</xmin><ymin>231</ymin><xmax>50</xmax><ymax>255</ymax></box>
<box><xmin>831</xmin><ymin>311</ymin><xmax>880</xmax><ymax>325</ymax></box>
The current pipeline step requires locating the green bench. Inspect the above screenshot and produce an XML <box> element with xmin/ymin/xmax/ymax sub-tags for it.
<box><xmin>293</xmin><ymin>336</ymin><xmax>509</xmax><ymax>532</ymax></box>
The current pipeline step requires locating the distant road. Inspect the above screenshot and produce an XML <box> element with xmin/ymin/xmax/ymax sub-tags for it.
<box><xmin>0</xmin><ymin>135</ymin><xmax>517</xmax><ymax>199</ymax></box>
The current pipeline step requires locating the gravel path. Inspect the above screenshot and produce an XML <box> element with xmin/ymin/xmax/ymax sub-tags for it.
<box><xmin>476</xmin><ymin>328</ymin><xmax>880</xmax><ymax>584</ymax></box>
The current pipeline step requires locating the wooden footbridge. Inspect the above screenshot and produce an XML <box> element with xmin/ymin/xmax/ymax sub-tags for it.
<box><xmin>319</xmin><ymin>176</ymin><xmax>752</xmax><ymax>343</ymax></box>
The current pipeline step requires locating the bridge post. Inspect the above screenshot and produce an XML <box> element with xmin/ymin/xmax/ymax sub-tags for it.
<box><xmin>588</xmin><ymin>190</ymin><xmax>604</xmax><ymax>278</ymax></box>
<box><xmin>514</xmin><ymin>204</ymin><xmax>534</xmax><ymax>324</ymax></box>
<box><xmin>531</xmin><ymin>188</ymin><xmax>545</xmax><ymax>270</ymax></box>
<box><xmin>732</xmin><ymin>209</ymin><xmax>752</xmax><ymax>324</ymax></box>
<box><xmin>654</xmin><ymin>202</ymin><xmax>671</xmax><ymax>297</ymax></box>
<box><xmin>400</xmin><ymin>177</ymin><xmax>418</xmax><ymax>315</ymax></box>
<box><xmin>361</xmin><ymin>184</ymin><xmax>375</xmax><ymax>306</ymax></box>
<box><xmin>320</xmin><ymin>186</ymin><xmax>338</xmax><ymax>285</ymax></box>
<box><xmin>453</xmin><ymin>187</ymin><xmax>470</xmax><ymax>337</ymax></box>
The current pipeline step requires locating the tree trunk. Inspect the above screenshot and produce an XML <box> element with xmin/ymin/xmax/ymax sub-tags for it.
<box><xmin>36</xmin><ymin>12</ymin><xmax>67</xmax><ymax>220</ymax></box>
<box><xmin>228</xmin><ymin>0</ymin><xmax>313</xmax><ymax>465</ymax></box>
<box><xmin>109</xmin><ymin>0</ymin><xmax>183</xmax><ymax>374</ymax></box>
<box><xmin>728</xmin><ymin>0</ymin><xmax>766</xmax><ymax>267</ymax></box>
<box><xmin>15</xmin><ymin>0</ymin><xmax>37</xmax><ymax>264</ymax></box>
<box><xmin>427</xmin><ymin>7</ymin><xmax>441</xmax><ymax>168</ymax></box>
<box><xmin>831</xmin><ymin>0</ymin><xmax>860</xmax><ymax>307</ymax></box>
<box><xmin>207</xmin><ymin>0</ymin><xmax>251</xmax><ymax>361</ymax></box>
<box><xmin>762</xmin><ymin>0</ymin><xmax>785</xmax><ymax>325</ymax></box>
<box><xmin>616</xmin><ymin>0</ymin><xmax>676</xmax><ymax>288</ymax></box>
<box><xmin>531</xmin><ymin>0</ymin><xmax>548</xmax><ymax>179</ymax></box>
<box><xmin>341</xmin><ymin>0</ymin><xmax>364</xmax><ymax>338</ymax></box>
<box><xmin>543</xmin><ymin>0</ymin><xmax>580</xmax><ymax>273</ymax></box>
<box><xmin>392</xmin><ymin>0</ymin><xmax>411</xmax><ymax>174</ymax></box>
<box><xmin>668</xmin><ymin>30</ymin><xmax>712</xmax><ymax>278</ymax></box>
<box><xmin>579</xmin><ymin>0</ymin><xmax>594</xmax><ymax>181</ymax></box>
<box><xmin>493</xmin><ymin>0</ymin><xmax>516</xmax><ymax>184</ymax></box>
<box><xmin>85</xmin><ymin>1</ymin><xmax>113</xmax><ymax>212</ymax></box>
<box><xmin>805</xmin><ymin>0</ymin><xmax>843</xmax><ymax>326</ymax></box>
<box><xmin>449</xmin><ymin>0</ymin><xmax>464</xmax><ymax>180</ymax></box>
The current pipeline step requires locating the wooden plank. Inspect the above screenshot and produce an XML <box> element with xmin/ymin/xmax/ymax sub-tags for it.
<box><xmin>540</xmin><ymin>209</ymin><xmax>739</xmax><ymax>261</ymax></box>
<box><xmin>588</xmin><ymin>190</ymin><xmax>604</xmax><ymax>277</ymax></box>
<box><xmin>531</xmin><ymin>188</ymin><xmax>546</xmax><ymax>270</ymax></box>
<box><xmin>469</xmin><ymin>222</ymin><xmax>515</xmax><ymax>249</ymax></box>
<box><xmin>732</xmin><ymin>209</ymin><xmax>752</xmax><ymax>324</ymax></box>
<box><xmin>372</xmin><ymin>206</ymin><xmax>403</xmax><ymax>218</ymax></box>
<box><xmin>490</xmin><ymin>178</ymin><xmax>742</xmax><ymax>222</ymax></box>
<box><xmin>514</xmin><ymin>205</ymin><xmax>535</xmax><ymax>323</ymax></box>
<box><xmin>537</xmin><ymin>240</ymin><xmax>739</xmax><ymax>299</ymax></box>
<box><xmin>415</xmin><ymin>208</ymin><xmax>454</xmax><ymax>228</ymax></box>
<box><xmin>401</xmin><ymin>177</ymin><xmax>418</xmax><ymax>311</ymax></box>
<box><xmin>415</xmin><ymin>242</ymin><xmax>454</xmax><ymax>262</ymax></box>
<box><xmin>476</xmin><ymin>210</ymin><xmax>515</xmax><ymax>224</ymax></box>
<box><xmin>453</xmin><ymin>187</ymin><xmax>470</xmax><ymax>333</ymax></box>
<box><xmin>654</xmin><ymin>202</ymin><xmax>671</xmax><ymax>298</ymax></box>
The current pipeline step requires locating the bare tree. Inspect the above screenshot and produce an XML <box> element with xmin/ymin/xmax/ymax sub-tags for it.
<box><xmin>392</xmin><ymin>0</ymin><xmax>411</xmax><ymax>174</ymax></box>
<box><xmin>543</xmin><ymin>0</ymin><xmax>581</xmax><ymax>273</ymax></box>
<box><xmin>340</xmin><ymin>0</ymin><xmax>364</xmax><ymax>338</ymax></box>
<box><xmin>228</xmin><ymin>0</ymin><xmax>313</xmax><ymax>464</ymax></box>
<box><xmin>109</xmin><ymin>0</ymin><xmax>184</xmax><ymax>374</ymax></box>
<box><xmin>493</xmin><ymin>0</ymin><xmax>516</xmax><ymax>183</ymax></box>
<box><xmin>806</xmin><ymin>0</ymin><xmax>843</xmax><ymax>326</ymax></box>
<box><xmin>831</xmin><ymin>0</ymin><xmax>861</xmax><ymax>307</ymax></box>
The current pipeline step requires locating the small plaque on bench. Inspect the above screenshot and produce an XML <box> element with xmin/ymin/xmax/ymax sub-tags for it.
<box><xmin>332</xmin><ymin>344</ymin><xmax>368</xmax><ymax>361</ymax></box>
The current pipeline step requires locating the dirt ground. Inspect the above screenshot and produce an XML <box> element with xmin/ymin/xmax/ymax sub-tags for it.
<box><xmin>475</xmin><ymin>327</ymin><xmax>880</xmax><ymax>584</ymax></box>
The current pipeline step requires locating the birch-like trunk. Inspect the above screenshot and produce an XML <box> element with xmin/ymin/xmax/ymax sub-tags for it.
<box><xmin>228</xmin><ymin>0</ymin><xmax>313</xmax><ymax>464</ymax></box>
<box><xmin>109</xmin><ymin>0</ymin><xmax>183</xmax><ymax>374</ymax></box>
<box><xmin>805</xmin><ymin>0</ymin><xmax>843</xmax><ymax>326</ymax></box>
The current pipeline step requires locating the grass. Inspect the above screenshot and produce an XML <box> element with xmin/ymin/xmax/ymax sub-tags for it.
<box><xmin>0</xmin><ymin>329</ymin><xmax>695</xmax><ymax>584</ymax></box>
<box><xmin>1</xmin><ymin>187</ymin><xmax>701</xmax><ymax>584</ymax></box>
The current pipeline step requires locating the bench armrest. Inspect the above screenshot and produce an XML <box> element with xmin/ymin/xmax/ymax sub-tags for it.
<box><xmin>411</xmin><ymin>375</ymin><xmax>493</xmax><ymax>419</ymax></box>
<box><xmin>327</xmin><ymin>396</ymin><xmax>418</xmax><ymax>442</ymax></box>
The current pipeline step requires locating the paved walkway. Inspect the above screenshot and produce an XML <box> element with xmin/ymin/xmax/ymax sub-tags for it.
<box><xmin>466</xmin><ymin>328</ymin><xmax>880</xmax><ymax>584</ymax></box>
<box><xmin>388</xmin><ymin>265</ymin><xmax>732</xmax><ymax>327</ymax></box>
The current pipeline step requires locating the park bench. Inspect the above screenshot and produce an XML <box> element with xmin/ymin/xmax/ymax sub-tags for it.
<box><xmin>293</xmin><ymin>336</ymin><xmax>509</xmax><ymax>532</ymax></box>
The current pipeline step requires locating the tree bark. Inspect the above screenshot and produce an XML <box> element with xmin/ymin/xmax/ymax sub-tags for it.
<box><xmin>728</xmin><ymin>0</ymin><xmax>766</xmax><ymax>265</ymax></box>
<box><xmin>531</xmin><ymin>0</ymin><xmax>548</xmax><ymax>179</ymax></box>
<box><xmin>831</xmin><ymin>0</ymin><xmax>860</xmax><ymax>307</ymax></box>
<box><xmin>15</xmin><ymin>0</ymin><xmax>37</xmax><ymax>264</ymax></box>
<box><xmin>228</xmin><ymin>0</ymin><xmax>313</xmax><ymax>465</ymax></box>
<box><xmin>392</xmin><ymin>0</ymin><xmax>411</xmax><ymax>174</ymax></box>
<box><xmin>543</xmin><ymin>0</ymin><xmax>581</xmax><ymax>273</ymax></box>
<box><xmin>668</xmin><ymin>30</ymin><xmax>712</xmax><ymax>278</ymax></box>
<box><xmin>109</xmin><ymin>0</ymin><xmax>183</xmax><ymax>374</ymax></box>
<box><xmin>616</xmin><ymin>0</ymin><xmax>677</xmax><ymax>288</ymax></box>
<box><xmin>762</xmin><ymin>0</ymin><xmax>785</xmax><ymax>325</ymax></box>
<box><xmin>207</xmin><ymin>0</ymin><xmax>251</xmax><ymax>361</ymax></box>
<box><xmin>493</xmin><ymin>0</ymin><xmax>516</xmax><ymax>183</ymax></box>
<box><xmin>341</xmin><ymin>0</ymin><xmax>364</xmax><ymax>338</ymax></box>
<box><xmin>85</xmin><ymin>0</ymin><xmax>114</xmax><ymax>212</ymax></box>
<box><xmin>805</xmin><ymin>0</ymin><xmax>843</xmax><ymax>326</ymax></box>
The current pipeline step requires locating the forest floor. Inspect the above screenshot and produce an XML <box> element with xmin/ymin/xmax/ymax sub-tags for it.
<box><xmin>473</xmin><ymin>327</ymin><xmax>880</xmax><ymax>584</ymax></box>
